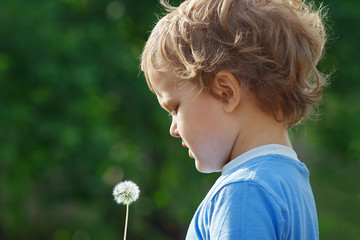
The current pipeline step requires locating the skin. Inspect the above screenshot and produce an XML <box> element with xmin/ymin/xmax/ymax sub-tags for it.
<box><xmin>149</xmin><ymin>67</ymin><xmax>292</xmax><ymax>173</ymax></box>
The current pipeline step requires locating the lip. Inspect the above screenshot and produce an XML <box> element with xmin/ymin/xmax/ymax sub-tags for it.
<box><xmin>182</xmin><ymin>142</ymin><xmax>194</xmax><ymax>158</ymax></box>
<box><xmin>188</xmin><ymin>149</ymin><xmax>194</xmax><ymax>158</ymax></box>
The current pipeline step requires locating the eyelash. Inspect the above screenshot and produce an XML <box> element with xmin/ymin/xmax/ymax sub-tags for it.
<box><xmin>169</xmin><ymin>106</ymin><xmax>179</xmax><ymax>116</ymax></box>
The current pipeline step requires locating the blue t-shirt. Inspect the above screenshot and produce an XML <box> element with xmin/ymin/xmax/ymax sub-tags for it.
<box><xmin>186</xmin><ymin>144</ymin><xmax>318</xmax><ymax>240</ymax></box>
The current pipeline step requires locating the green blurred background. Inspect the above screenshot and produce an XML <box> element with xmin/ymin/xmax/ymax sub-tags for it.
<box><xmin>0</xmin><ymin>0</ymin><xmax>359</xmax><ymax>239</ymax></box>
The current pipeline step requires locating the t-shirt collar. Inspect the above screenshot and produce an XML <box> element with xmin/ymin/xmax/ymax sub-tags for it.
<box><xmin>222</xmin><ymin>144</ymin><xmax>299</xmax><ymax>175</ymax></box>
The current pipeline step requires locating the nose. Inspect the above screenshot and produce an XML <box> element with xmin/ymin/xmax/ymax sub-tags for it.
<box><xmin>170</xmin><ymin>116</ymin><xmax>180</xmax><ymax>138</ymax></box>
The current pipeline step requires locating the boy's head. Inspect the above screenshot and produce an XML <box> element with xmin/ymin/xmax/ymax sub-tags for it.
<box><xmin>141</xmin><ymin>0</ymin><xmax>328</xmax><ymax>128</ymax></box>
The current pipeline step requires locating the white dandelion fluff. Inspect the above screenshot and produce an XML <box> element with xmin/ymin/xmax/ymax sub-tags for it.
<box><xmin>113</xmin><ymin>180</ymin><xmax>140</xmax><ymax>240</ymax></box>
<box><xmin>113</xmin><ymin>180</ymin><xmax>140</xmax><ymax>205</ymax></box>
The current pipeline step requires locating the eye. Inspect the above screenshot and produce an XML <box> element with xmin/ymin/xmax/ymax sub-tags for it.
<box><xmin>170</xmin><ymin>106</ymin><xmax>179</xmax><ymax>116</ymax></box>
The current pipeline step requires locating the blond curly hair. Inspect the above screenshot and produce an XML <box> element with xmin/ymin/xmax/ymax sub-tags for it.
<box><xmin>141</xmin><ymin>0</ymin><xmax>328</xmax><ymax>127</ymax></box>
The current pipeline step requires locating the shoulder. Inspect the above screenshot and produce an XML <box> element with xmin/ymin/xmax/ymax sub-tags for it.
<box><xmin>209</xmin><ymin>155</ymin><xmax>309</xmax><ymax>215</ymax></box>
<box><xmin>211</xmin><ymin>178</ymin><xmax>285</xmax><ymax>214</ymax></box>
<box><xmin>207</xmin><ymin>181</ymin><xmax>286</xmax><ymax>239</ymax></box>
<box><xmin>223</xmin><ymin>154</ymin><xmax>308</xmax><ymax>188</ymax></box>
<box><xmin>189</xmin><ymin>155</ymin><xmax>316</xmax><ymax>239</ymax></box>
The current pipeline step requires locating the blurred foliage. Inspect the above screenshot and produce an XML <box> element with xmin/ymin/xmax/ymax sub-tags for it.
<box><xmin>0</xmin><ymin>0</ymin><xmax>359</xmax><ymax>239</ymax></box>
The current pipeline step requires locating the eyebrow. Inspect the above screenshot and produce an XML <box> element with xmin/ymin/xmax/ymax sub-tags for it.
<box><xmin>156</xmin><ymin>95</ymin><xmax>169</xmax><ymax>110</ymax></box>
<box><xmin>153</xmin><ymin>87</ymin><xmax>162</xmax><ymax>98</ymax></box>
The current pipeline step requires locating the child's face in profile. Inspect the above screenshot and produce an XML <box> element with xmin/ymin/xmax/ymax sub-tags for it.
<box><xmin>149</xmin><ymin>67</ymin><xmax>237</xmax><ymax>173</ymax></box>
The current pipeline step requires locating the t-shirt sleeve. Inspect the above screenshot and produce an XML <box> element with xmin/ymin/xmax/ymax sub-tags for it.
<box><xmin>208</xmin><ymin>181</ymin><xmax>286</xmax><ymax>240</ymax></box>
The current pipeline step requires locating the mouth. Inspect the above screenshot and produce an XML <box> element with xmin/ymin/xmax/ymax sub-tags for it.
<box><xmin>182</xmin><ymin>141</ymin><xmax>193</xmax><ymax>158</ymax></box>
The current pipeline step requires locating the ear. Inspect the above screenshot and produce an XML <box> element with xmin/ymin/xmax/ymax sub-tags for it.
<box><xmin>211</xmin><ymin>71</ymin><xmax>241</xmax><ymax>113</ymax></box>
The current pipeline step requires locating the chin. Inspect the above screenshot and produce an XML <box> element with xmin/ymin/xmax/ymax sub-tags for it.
<box><xmin>195</xmin><ymin>160</ymin><xmax>222</xmax><ymax>174</ymax></box>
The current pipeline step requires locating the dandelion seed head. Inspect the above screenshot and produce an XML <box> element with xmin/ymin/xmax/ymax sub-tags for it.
<box><xmin>113</xmin><ymin>180</ymin><xmax>140</xmax><ymax>205</ymax></box>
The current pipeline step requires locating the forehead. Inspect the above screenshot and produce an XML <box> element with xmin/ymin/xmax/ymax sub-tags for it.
<box><xmin>148</xmin><ymin>66</ymin><xmax>178</xmax><ymax>98</ymax></box>
<box><xmin>148</xmin><ymin>66</ymin><xmax>201</xmax><ymax>108</ymax></box>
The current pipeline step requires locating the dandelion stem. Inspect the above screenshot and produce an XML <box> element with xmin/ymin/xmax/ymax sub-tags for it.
<box><xmin>123</xmin><ymin>201</ymin><xmax>129</xmax><ymax>240</ymax></box>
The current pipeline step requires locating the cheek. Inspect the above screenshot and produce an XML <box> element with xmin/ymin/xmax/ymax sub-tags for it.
<box><xmin>180</xmin><ymin>113</ymin><xmax>230</xmax><ymax>156</ymax></box>
<box><xmin>178</xmin><ymin>99</ymin><xmax>224</xmax><ymax>144</ymax></box>
<box><xmin>187</xmin><ymin>116</ymin><xmax>234</xmax><ymax>170</ymax></box>
<box><xmin>177</xmin><ymin>110</ymin><xmax>205</xmax><ymax>139</ymax></box>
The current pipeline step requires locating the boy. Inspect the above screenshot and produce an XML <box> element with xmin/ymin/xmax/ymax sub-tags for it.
<box><xmin>141</xmin><ymin>0</ymin><xmax>328</xmax><ymax>239</ymax></box>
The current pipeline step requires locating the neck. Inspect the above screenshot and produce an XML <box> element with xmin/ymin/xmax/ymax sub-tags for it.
<box><xmin>229</xmin><ymin>96</ymin><xmax>292</xmax><ymax>161</ymax></box>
